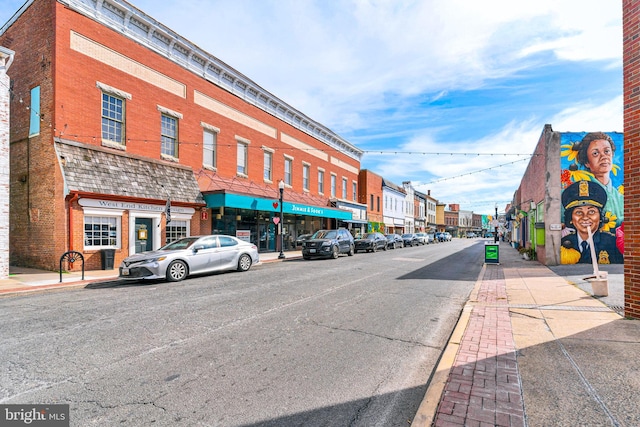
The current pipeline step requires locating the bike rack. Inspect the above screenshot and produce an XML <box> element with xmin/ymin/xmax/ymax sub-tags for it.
<box><xmin>59</xmin><ymin>251</ymin><xmax>85</xmax><ymax>283</ymax></box>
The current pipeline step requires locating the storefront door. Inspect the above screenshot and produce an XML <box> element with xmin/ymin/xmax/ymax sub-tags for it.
<box><xmin>135</xmin><ymin>218</ymin><xmax>154</xmax><ymax>253</ymax></box>
<box><xmin>258</xmin><ymin>222</ymin><xmax>276</xmax><ymax>252</ymax></box>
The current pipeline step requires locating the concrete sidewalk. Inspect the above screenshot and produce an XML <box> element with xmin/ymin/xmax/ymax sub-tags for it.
<box><xmin>413</xmin><ymin>242</ymin><xmax>639</xmax><ymax>427</ymax></box>
<box><xmin>0</xmin><ymin>249</ymin><xmax>302</xmax><ymax>296</ymax></box>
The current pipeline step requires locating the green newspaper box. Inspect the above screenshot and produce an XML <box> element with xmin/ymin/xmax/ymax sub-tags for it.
<box><xmin>485</xmin><ymin>243</ymin><xmax>499</xmax><ymax>264</ymax></box>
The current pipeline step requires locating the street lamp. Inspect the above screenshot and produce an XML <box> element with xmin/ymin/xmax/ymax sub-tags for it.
<box><xmin>278</xmin><ymin>180</ymin><xmax>286</xmax><ymax>259</ymax></box>
<box><xmin>494</xmin><ymin>203</ymin><xmax>499</xmax><ymax>243</ymax></box>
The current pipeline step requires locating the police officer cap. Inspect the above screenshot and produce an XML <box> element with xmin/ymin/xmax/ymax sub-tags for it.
<box><xmin>562</xmin><ymin>180</ymin><xmax>607</xmax><ymax>210</ymax></box>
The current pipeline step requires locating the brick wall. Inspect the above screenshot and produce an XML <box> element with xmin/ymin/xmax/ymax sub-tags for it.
<box><xmin>1</xmin><ymin>0</ymin><xmax>64</xmax><ymax>270</ymax></box>
<box><xmin>1</xmin><ymin>0</ymin><xmax>362</xmax><ymax>269</ymax></box>
<box><xmin>623</xmin><ymin>0</ymin><xmax>640</xmax><ymax>319</ymax></box>
<box><xmin>358</xmin><ymin>170</ymin><xmax>383</xmax><ymax>224</ymax></box>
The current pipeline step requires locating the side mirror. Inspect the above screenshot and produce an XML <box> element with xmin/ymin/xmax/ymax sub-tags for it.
<box><xmin>193</xmin><ymin>244</ymin><xmax>205</xmax><ymax>252</ymax></box>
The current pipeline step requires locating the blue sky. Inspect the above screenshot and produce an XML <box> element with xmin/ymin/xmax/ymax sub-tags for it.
<box><xmin>0</xmin><ymin>0</ymin><xmax>623</xmax><ymax>215</ymax></box>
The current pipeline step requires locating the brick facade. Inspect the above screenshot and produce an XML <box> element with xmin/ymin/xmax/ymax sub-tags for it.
<box><xmin>358</xmin><ymin>169</ymin><xmax>383</xmax><ymax>226</ymax></box>
<box><xmin>1</xmin><ymin>0</ymin><xmax>363</xmax><ymax>270</ymax></box>
<box><xmin>623</xmin><ymin>0</ymin><xmax>640</xmax><ymax>319</ymax></box>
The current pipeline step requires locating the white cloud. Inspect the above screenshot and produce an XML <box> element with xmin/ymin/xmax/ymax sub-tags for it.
<box><xmin>126</xmin><ymin>0</ymin><xmax>621</xmax><ymax>130</ymax></box>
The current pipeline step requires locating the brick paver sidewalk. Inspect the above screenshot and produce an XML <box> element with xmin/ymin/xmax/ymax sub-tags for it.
<box><xmin>433</xmin><ymin>265</ymin><xmax>526</xmax><ymax>426</ymax></box>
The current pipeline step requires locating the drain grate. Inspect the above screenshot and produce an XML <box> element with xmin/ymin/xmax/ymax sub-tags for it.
<box><xmin>608</xmin><ymin>305</ymin><xmax>624</xmax><ymax>315</ymax></box>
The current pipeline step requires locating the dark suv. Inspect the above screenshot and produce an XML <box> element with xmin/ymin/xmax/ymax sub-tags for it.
<box><xmin>302</xmin><ymin>229</ymin><xmax>355</xmax><ymax>259</ymax></box>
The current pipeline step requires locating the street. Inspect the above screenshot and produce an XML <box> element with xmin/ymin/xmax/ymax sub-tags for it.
<box><xmin>0</xmin><ymin>239</ymin><xmax>484</xmax><ymax>426</ymax></box>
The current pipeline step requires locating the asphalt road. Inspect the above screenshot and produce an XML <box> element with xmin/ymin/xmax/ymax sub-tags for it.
<box><xmin>0</xmin><ymin>239</ymin><xmax>485</xmax><ymax>426</ymax></box>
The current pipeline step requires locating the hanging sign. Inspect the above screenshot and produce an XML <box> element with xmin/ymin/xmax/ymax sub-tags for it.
<box><xmin>273</xmin><ymin>217</ymin><xmax>280</xmax><ymax>224</ymax></box>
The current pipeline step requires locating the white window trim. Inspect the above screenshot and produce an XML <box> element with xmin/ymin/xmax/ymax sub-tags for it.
<box><xmin>157</xmin><ymin>105</ymin><xmax>183</xmax><ymax>119</ymax></box>
<box><xmin>263</xmin><ymin>149</ymin><xmax>273</xmax><ymax>184</ymax></box>
<box><xmin>302</xmin><ymin>163</ymin><xmax>311</xmax><ymax>193</ymax></box>
<box><xmin>202</xmin><ymin>125</ymin><xmax>218</xmax><ymax>171</ymax></box>
<box><xmin>83</xmin><ymin>208</ymin><xmax>124</xmax><ymax>250</ymax></box>
<box><xmin>201</xmin><ymin>121</ymin><xmax>220</xmax><ymax>133</ymax></box>
<box><xmin>284</xmin><ymin>156</ymin><xmax>293</xmax><ymax>188</ymax></box>
<box><xmin>96</xmin><ymin>81</ymin><xmax>132</xmax><ymax>100</ymax></box>
<box><xmin>236</xmin><ymin>138</ymin><xmax>249</xmax><ymax>178</ymax></box>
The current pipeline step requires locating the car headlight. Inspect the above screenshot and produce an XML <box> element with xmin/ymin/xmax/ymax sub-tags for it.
<box><xmin>145</xmin><ymin>256</ymin><xmax>167</xmax><ymax>263</ymax></box>
<box><xmin>321</xmin><ymin>241</ymin><xmax>331</xmax><ymax>247</ymax></box>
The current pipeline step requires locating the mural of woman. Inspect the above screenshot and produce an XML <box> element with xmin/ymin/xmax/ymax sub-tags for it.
<box><xmin>572</xmin><ymin>132</ymin><xmax>623</xmax><ymax>228</ymax></box>
<box><xmin>560</xmin><ymin>180</ymin><xmax>623</xmax><ymax>264</ymax></box>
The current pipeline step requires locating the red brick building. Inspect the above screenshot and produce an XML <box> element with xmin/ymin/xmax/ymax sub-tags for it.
<box><xmin>1</xmin><ymin>0</ymin><xmax>362</xmax><ymax>270</ymax></box>
<box><xmin>623</xmin><ymin>0</ymin><xmax>640</xmax><ymax>319</ymax></box>
<box><xmin>358</xmin><ymin>169</ymin><xmax>384</xmax><ymax>231</ymax></box>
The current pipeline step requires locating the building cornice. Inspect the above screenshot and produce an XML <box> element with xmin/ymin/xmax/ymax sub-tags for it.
<box><xmin>59</xmin><ymin>0</ymin><xmax>362</xmax><ymax>161</ymax></box>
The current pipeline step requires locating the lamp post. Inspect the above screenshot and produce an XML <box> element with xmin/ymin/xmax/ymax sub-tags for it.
<box><xmin>278</xmin><ymin>180</ymin><xmax>286</xmax><ymax>259</ymax></box>
<box><xmin>494</xmin><ymin>203</ymin><xmax>499</xmax><ymax>243</ymax></box>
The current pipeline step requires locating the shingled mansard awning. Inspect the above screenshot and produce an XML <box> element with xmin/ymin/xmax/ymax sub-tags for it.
<box><xmin>54</xmin><ymin>138</ymin><xmax>202</xmax><ymax>203</ymax></box>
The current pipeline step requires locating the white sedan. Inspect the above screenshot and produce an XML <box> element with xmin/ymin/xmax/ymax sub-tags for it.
<box><xmin>119</xmin><ymin>235</ymin><xmax>259</xmax><ymax>282</ymax></box>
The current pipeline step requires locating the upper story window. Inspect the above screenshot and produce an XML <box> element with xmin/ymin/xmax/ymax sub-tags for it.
<box><xmin>352</xmin><ymin>182</ymin><xmax>357</xmax><ymax>202</ymax></box>
<box><xmin>102</xmin><ymin>93</ymin><xmax>125</xmax><ymax>145</ymax></box>
<box><xmin>318</xmin><ymin>169</ymin><xmax>325</xmax><ymax>194</ymax></box>
<box><xmin>202</xmin><ymin>123</ymin><xmax>218</xmax><ymax>169</ymax></box>
<box><xmin>284</xmin><ymin>156</ymin><xmax>293</xmax><ymax>186</ymax></box>
<box><xmin>158</xmin><ymin>105</ymin><xmax>182</xmax><ymax>159</ymax></box>
<box><xmin>303</xmin><ymin>163</ymin><xmax>310</xmax><ymax>191</ymax></box>
<box><xmin>263</xmin><ymin>149</ymin><xmax>273</xmax><ymax>182</ymax></box>
<box><xmin>97</xmin><ymin>82</ymin><xmax>131</xmax><ymax>147</ymax></box>
<box><xmin>161</xmin><ymin>115</ymin><xmax>178</xmax><ymax>157</ymax></box>
<box><xmin>237</xmin><ymin>140</ymin><xmax>249</xmax><ymax>176</ymax></box>
<box><xmin>330</xmin><ymin>174</ymin><xmax>337</xmax><ymax>198</ymax></box>
<box><xmin>342</xmin><ymin>178</ymin><xmax>347</xmax><ymax>199</ymax></box>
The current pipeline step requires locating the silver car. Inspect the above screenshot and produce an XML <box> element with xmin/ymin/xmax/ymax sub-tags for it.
<box><xmin>119</xmin><ymin>235</ymin><xmax>259</xmax><ymax>282</ymax></box>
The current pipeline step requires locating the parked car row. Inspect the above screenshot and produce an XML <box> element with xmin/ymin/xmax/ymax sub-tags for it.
<box><xmin>435</xmin><ymin>232</ymin><xmax>453</xmax><ymax>242</ymax></box>
<box><xmin>301</xmin><ymin>229</ymin><xmax>452</xmax><ymax>260</ymax></box>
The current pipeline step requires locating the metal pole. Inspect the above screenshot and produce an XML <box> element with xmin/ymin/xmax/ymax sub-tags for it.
<box><xmin>494</xmin><ymin>205</ymin><xmax>499</xmax><ymax>243</ymax></box>
<box><xmin>278</xmin><ymin>184</ymin><xmax>285</xmax><ymax>259</ymax></box>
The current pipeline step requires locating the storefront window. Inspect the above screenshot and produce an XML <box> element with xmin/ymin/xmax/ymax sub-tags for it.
<box><xmin>166</xmin><ymin>220</ymin><xmax>188</xmax><ymax>244</ymax></box>
<box><xmin>84</xmin><ymin>216</ymin><xmax>120</xmax><ymax>249</ymax></box>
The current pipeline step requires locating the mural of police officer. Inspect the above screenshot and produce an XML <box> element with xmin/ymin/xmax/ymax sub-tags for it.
<box><xmin>561</xmin><ymin>180</ymin><xmax>623</xmax><ymax>264</ymax></box>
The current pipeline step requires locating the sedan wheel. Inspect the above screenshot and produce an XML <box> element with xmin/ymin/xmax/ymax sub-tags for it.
<box><xmin>166</xmin><ymin>260</ymin><xmax>188</xmax><ymax>282</ymax></box>
<box><xmin>237</xmin><ymin>254</ymin><xmax>252</xmax><ymax>272</ymax></box>
<box><xmin>372</xmin><ymin>244</ymin><xmax>377</xmax><ymax>253</ymax></box>
<box><xmin>348</xmin><ymin>245</ymin><xmax>354</xmax><ymax>256</ymax></box>
<box><xmin>382</xmin><ymin>243</ymin><xmax>387</xmax><ymax>251</ymax></box>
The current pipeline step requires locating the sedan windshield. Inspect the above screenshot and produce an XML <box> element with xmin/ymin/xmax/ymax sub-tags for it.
<box><xmin>162</xmin><ymin>237</ymin><xmax>200</xmax><ymax>250</ymax></box>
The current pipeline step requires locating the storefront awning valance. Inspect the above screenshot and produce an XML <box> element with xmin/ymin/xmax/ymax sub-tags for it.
<box><xmin>204</xmin><ymin>192</ymin><xmax>352</xmax><ymax>220</ymax></box>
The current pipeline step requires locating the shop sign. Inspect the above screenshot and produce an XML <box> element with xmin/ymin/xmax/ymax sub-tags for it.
<box><xmin>79</xmin><ymin>198</ymin><xmax>195</xmax><ymax>214</ymax></box>
<box><xmin>484</xmin><ymin>243</ymin><xmax>499</xmax><ymax>264</ymax></box>
<box><xmin>290</xmin><ymin>204</ymin><xmax>327</xmax><ymax>216</ymax></box>
<box><xmin>236</xmin><ymin>230</ymin><xmax>250</xmax><ymax>242</ymax></box>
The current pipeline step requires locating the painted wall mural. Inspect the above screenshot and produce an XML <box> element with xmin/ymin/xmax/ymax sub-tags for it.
<box><xmin>560</xmin><ymin>132</ymin><xmax>624</xmax><ymax>264</ymax></box>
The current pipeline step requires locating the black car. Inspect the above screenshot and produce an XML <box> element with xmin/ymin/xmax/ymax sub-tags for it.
<box><xmin>354</xmin><ymin>232</ymin><xmax>388</xmax><ymax>253</ymax></box>
<box><xmin>385</xmin><ymin>234</ymin><xmax>404</xmax><ymax>249</ymax></box>
<box><xmin>302</xmin><ymin>229</ymin><xmax>355</xmax><ymax>259</ymax></box>
<box><xmin>401</xmin><ymin>233</ymin><xmax>419</xmax><ymax>247</ymax></box>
